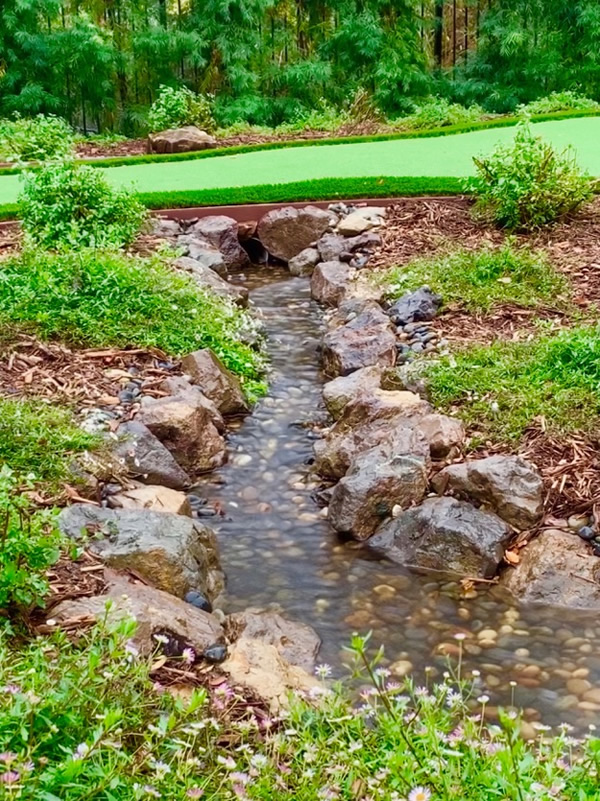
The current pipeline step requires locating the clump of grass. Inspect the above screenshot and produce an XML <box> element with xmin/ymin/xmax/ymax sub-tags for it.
<box><xmin>0</xmin><ymin>398</ymin><xmax>98</xmax><ymax>482</ymax></box>
<box><xmin>378</xmin><ymin>243</ymin><xmax>569</xmax><ymax>313</ymax></box>
<box><xmin>0</xmin><ymin>247</ymin><xmax>266</xmax><ymax>388</ymax></box>
<box><xmin>427</xmin><ymin>325</ymin><xmax>600</xmax><ymax>442</ymax></box>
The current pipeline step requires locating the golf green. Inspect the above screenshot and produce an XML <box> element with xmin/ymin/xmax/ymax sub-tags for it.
<box><xmin>1</xmin><ymin>116</ymin><xmax>599</xmax><ymax>206</ymax></box>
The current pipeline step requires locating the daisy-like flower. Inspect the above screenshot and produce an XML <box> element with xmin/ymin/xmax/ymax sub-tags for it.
<box><xmin>408</xmin><ymin>787</ymin><xmax>431</xmax><ymax>801</ymax></box>
<box><xmin>0</xmin><ymin>771</ymin><xmax>20</xmax><ymax>785</ymax></box>
<box><xmin>182</xmin><ymin>647</ymin><xmax>196</xmax><ymax>665</ymax></box>
<box><xmin>230</xmin><ymin>772</ymin><xmax>250</xmax><ymax>785</ymax></box>
<box><xmin>153</xmin><ymin>634</ymin><xmax>169</xmax><ymax>645</ymax></box>
<box><xmin>0</xmin><ymin>754</ymin><xmax>17</xmax><ymax>765</ymax></box>
<box><xmin>186</xmin><ymin>789</ymin><xmax>204</xmax><ymax>799</ymax></box>
<box><xmin>477</xmin><ymin>695</ymin><xmax>490</xmax><ymax>705</ymax></box>
<box><xmin>73</xmin><ymin>743</ymin><xmax>90</xmax><ymax>760</ymax></box>
<box><xmin>315</xmin><ymin>663</ymin><xmax>332</xmax><ymax>680</ymax></box>
<box><xmin>250</xmin><ymin>753</ymin><xmax>268</xmax><ymax>770</ymax></box>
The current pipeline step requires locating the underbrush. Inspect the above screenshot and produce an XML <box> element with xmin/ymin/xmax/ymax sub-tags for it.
<box><xmin>519</xmin><ymin>91</ymin><xmax>600</xmax><ymax>115</ymax></box>
<box><xmin>394</xmin><ymin>98</ymin><xmax>487</xmax><ymax>130</ymax></box>
<box><xmin>378</xmin><ymin>243</ymin><xmax>569</xmax><ymax>313</ymax></box>
<box><xmin>0</xmin><ymin>248</ymin><xmax>266</xmax><ymax>391</ymax></box>
<box><xmin>0</xmin><ymin>628</ymin><xmax>598</xmax><ymax>799</ymax></box>
<box><xmin>0</xmin><ymin>115</ymin><xmax>74</xmax><ymax>163</ymax></box>
<box><xmin>426</xmin><ymin>326</ymin><xmax>600</xmax><ymax>443</ymax></box>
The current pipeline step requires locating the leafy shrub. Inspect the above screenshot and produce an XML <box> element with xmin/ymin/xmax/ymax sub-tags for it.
<box><xmin>148</xmin><ymin>84</ymin><xmax>215</xmax><ymax>132</ymax></box>
<box><xmin>0</xmin><ymin>114</ymin><xmax>74</xmax><ymax>163</ymax></box>
<box><xmin>519</xmin><ymin>91</ymin><xmax>600</xmax><ymax>115</ymax></box>
<box><xmin>19</xmin><ymin>160</ymin><xmax>147</xmax><ymax>248</ymax></box>
<box><xmin>0</xmin><ymin>248</ymin><xmax>266</xmax><ymax>389</ymax></box>
<box><xmin>396</xmin><ymin>97</ymin><xmax>485</xmax><ymax>130</ymax></box>
<box><xmin>0</xmin><ymin>468</ymin><xmax>61</xmax><ymax>614</ymax></box>
<box><xmin>472</xmin><ymin>121</ymin><xmax>593</xmax><ymax>231</ymax></box>
<box><xmin>427</xmin><ymin>325</ymin><xmax>600</xmax><ymax>442</ymax></box>
<box><xmin>379</xmin><ymin>243</ymin><xmax>569</xmax><ymax>313</ymax></box>
<box><xmin>0</xmin><ymin>627</ymin><xmax>599</xmax><ymax>799</ymax></box>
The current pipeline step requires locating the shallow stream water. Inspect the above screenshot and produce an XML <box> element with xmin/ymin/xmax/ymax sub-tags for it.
<box><xmin>196</xmin><ymin>268</ymin><xmax>600</xmax><ymax>729</ymax></box>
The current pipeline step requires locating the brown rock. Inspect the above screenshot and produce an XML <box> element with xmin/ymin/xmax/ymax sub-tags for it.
<box><xmin>181</xmin><ymin>348</ymin><xmax>249</xmax><ymax>415</ymax></box>
<box><xmin>321</xmin><ymin>305</ymin><xmax>396</xmax><ymax>377</ymax></box>
<box><xmin>322</xmin><ymin>365</ymin><xmax>383</xmax><ymax>419</ymax></box>
<box><xmin>108</xmin><ymin>484</ymin><xmax>192</xmax><ymax>516</ymax></box>
<box><xmin>288</xmin><ymin>247</ymin><xmax>320</xmax><ymax>277</ymax></box>
<box><xmin>112</xmin><ymin>421</ymin><xmax>191</xmax><ymax>489</ymax></box>
<box><xmin>414</xmin><ymin>414</ymin><xmax>465</xmax><ymax>459</ymax></box>
<box><xmin>148</xmin><ymin>126</ymin><xmax>216</xmax><ymax>154</ymax></box>
<box><xmin>189</xmin><ymin>215</ymin><xmax>249</xmax><ymax>270</ymax></box>
<box><xmin>173</xmin><ymin>256</ymin><xmax>248</xmax><ymax>306</ymax></box>
<box><xmin>310</xmin><ymin>261</ymin><xmax>356</xmax><ymax>306</ymax></box>
<box><xmin>337</xmin><ymin>207</ymin><xmax>387</xmax><ymax>236</ymax></box>
<box><xmin>257</xmin><ymin>205</ymin><xmax>333</xmax><ymax>262</ymax></box>
<box><xmin>160</xmin><ymin>376</ymin><xmax>225</xmax><ymax>432</ymax></box>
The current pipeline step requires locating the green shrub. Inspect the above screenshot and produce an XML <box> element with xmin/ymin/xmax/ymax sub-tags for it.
<box><xmin>472</xmin><ymin>121</ymin><xmax>593</xmax><ymax>231</ymax></box>
<box><xmin>0</xmin><ymin>468</ymin><xmax>61</xmax><ymax>614</ymax></box>
<box><xmin>0</xmin><ymin>114</ymin><xmax>74</xmax><ymax>163</ymax></box>
<box><xmin>378</xmin><ymin>243</ymin><xmax>569</xmax><ymax>313</ymax></box>
<box><xmin>0</xmin><ymin>627</ymin><xmax>599</xmax><ymax>799</ymax></box>
<box><xmin>19</xmin><ymin>160</ymin><xmax>147</xmax><ymax>248</ymax></box>
<box><xmin>396</xmin><ymin>98</ymin><xmax>485</xmax><ymax>130</ymax></box>
<box><xmin>148</xmin><ymin>85</ymin><xmax>215</xmax><ymax>132</ymax></box>
<box><xmin>519</xmin><ymin>91</ymin><xmax>600</xmax><ymax>115</ymax></box>
<box><xmin>427</xmin><ymin>325</ymin><xmax>600</xmax><ymax>442</ymax></box>
<box><xmin>0</xmin><ymin>248</ymin><xmax>266</xmax><ymax>389</ymax></box>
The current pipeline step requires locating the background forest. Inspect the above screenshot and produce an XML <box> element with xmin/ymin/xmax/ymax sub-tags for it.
<box><xmin>2</xmin><ymin>0</ymin><xmax>600</xmax><ymax>134</ymax></box>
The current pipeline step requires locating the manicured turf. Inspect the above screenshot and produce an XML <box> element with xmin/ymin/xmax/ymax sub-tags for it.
<box><xmin>1</xmin><ymin>117</ymin><xmax>599</xmax><ymax>206</ymax></box>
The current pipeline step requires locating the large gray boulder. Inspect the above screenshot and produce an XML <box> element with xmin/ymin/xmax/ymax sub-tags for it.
<box><xmin>288</xmin><ymin>247</ymin><xmax>320</xmax><ymax>277</ymax></box>
<box><xmin>328</xmin><ymin>437</ymin><xmax>429</xmax><ymax>540</ymax></box>
<box><xmin>112</xmin><ymin>421</ymin><xmax>191</xmax><ymax>490</ymax></box>
<box><xmin>368</xmin><ymin>497</ymin><xmax>512</xmax><ymax>578</ymax></box>
<box><xmin>321</xmin><ymin>305</ymin><xmax>397</xmax><ymax>377</ymax></box>
<box><xmin>189</xmin><ymin>215</ymin><xmax>249</xmax><ymax>270</ymax></box>
<box><xmin>176</xmin><ymin>235</ymin><xmax>227</xmax><ymax>275</ymax></box>
<box><xmin>432</xmin><ymin>455</ymin><xmax>543</xmax><ymax>530</ymax></box>
<box><xmin>148</xmin><ymin>126</ymin><xmax>216</xmax><ymax>154</ymax></box>
<box><xmin>322</xmin><ymin>365</ymin><xmax>383</xmax><ymax>420</ymax></box>
<box><xmin>181</xmin><ymin>348</ymin><xmax>249</xmax><ymax>415</ymax></box>
<box><xmin>310</xmin><ymin>261</ymin><xmax>356</xmax><ymax>306</ymax></box>
<box><xmin>502</xmin><ymin>528</ymin><xmax>600</xmax><ymax>610</ymax></box>
<box><xmin>58</xmin><ymin>505</ymin><xmax>224</xmax><ymax>599</ymax></box>
<box><xmin>173</xmin><ymin>256</ymin><xmax>248</xmax><ymax>306</ymax></box>
<box><xmin>257</xmin><ymin>205</ymin><xmax>333</xmax><ymax>262</ymax></box>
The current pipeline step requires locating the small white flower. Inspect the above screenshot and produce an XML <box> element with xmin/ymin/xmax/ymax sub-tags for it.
<box><xmin>454</xmin><ymin>632</ymin><xmax>466</xmax><ymax>641</ymax></box>
<box><xmin>153</xmin><ymin>634</ymin><xmax>169</xmax><ymax>645</ymax></box>
<box><xmin>477</xmin><ymin>694</ymin><xmax>490</xmax><ymax>704</ymax></box>
<box><xmin>408</xmin><ymin>787</ymin><xmax>431</xmax><ymax>801</ymax></box>
<box><xmin>315</xmin><ymin>663</ymin><xmax>332</xmax><ymax>679</ymax></box>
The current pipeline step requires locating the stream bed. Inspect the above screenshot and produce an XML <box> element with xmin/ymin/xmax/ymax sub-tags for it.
<box><xmin>196</xmin><ymin>268</ymin><xmax>600</xmax><ymax>729</ymax></box>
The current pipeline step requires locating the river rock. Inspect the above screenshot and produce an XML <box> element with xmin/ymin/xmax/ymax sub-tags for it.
<box><xmin>502</xmin><ymin>529</ymin><xmax>600</xmax><ymax>610</ymax></box>
<box><xmin>160</xmin><ymin>376</ymin><xmax>225</xmax><ymax>432</ymax></box>
<box><xmin>321</xmin><ymin>305</ymin><xmax>396</xmax><ymax>376</ymax></box>
<box><xmin>189</xmin><ymin>215</ymin><xmax>249</xmax><ymax>270</ymax></box>
<box><xmin>227</xmin><ymin>610</ymin><xmax>321</xmax><ymax>673</ymax></box>
<box><xmin>138</xmin><ymin>393</ymin><xmax>226</xmax><ymax>473</ymax></box>
<box><xmin>112</xmin><ymin>421</ymin><xmax>191</xmax><ymax>490</ymax></box>
<box><xmin>337</xmin><ymin>207</ymin><xmax>387</xmax><ymax>236</ymax></box>
<box><xmin>368</xmin><ymin>497</ymin><xmax>512</xmax><ymax>578</ymax></box>
<box><xmin>51</xmin><ymin>574</ymin><xmax>224</xmax><ymax>655</ymax></box>
<box><xmin>310</xmin><ymin>261</ymin><xmax>356</xmax><ymax>306</ymax></box>
<box><xmin>108</xmin><ymin>484</ymin><xmax>192</xmax><ymax>516</ymax></box>
<box><xmin>432</xmin><ymin>455</ymin><xmax>543</xmax><ymax>530</ymax></box>
<box><xmin>387</xmin><ymin>286</ymin><xmax>442</xmax><ymax>326</ymax></box>
<box><xmin>181</xmin><ymin>348</ymin><xmax>249</xmax><ymax>415</ymax></box>
<box><xmin>328</xmin><ymin>437</ymin><xmax>429</xmax><ymax>540</ymax></box>
<box><xmin>58</xmin><ymin>505</ymin><xmax>224</xmax><ymax>599</ymax></box>
<box><xmin>257</xmin><ymin>205</ymin><xmax>333</xmax><ymax>262</ymax></box>
<box><xmin>322</xmin><ymin>365</ymin><xmax>383</xmax><ymax>419</ymax></box>
<box><xmin>288</xmin><ymin>247</ymin><xmax>320</xmax><ymax>276</ymax></box>
<box><xmin>148</xmin><ymin>126</ymin><xmax>216</xmax><ymax>154</ymax></box>
<box><xmin>152</xmin><ymin>217</ymin><xmax>182</xmax><ymax>237</ymax></box>
<box><xmin>176</xmin><ymin>236</ymin><xmax>227</xmax><ymax>275</ymax></box>
<box><xmin>173</xmin><ymin>256</ymin><xmax>248</xmax><ymax>306</ymax></box>
<box><xmin>382</xmin><ymin>361</ymin><xmax>434</xmax><ymax>398</ymax></box>
<box><xmin>317</xmin><ymin>231</ymin><xmax>382</xmax><ymax>262</ymax></box>
<box><xmin>414</xmin><ymin>414</ymin><xmax>465</xmax><ymax>459</ymax></box>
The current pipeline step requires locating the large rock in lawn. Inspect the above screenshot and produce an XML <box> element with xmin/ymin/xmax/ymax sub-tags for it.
<box><xmin>501</xmin><ymin>528</ymin><xmax>600</xmax><ymax>610</ymax></box>
<box><xmin>173</xmin><ymin>256</ymin><xmax>248</xmax><ymax>306</ymax></box>
<box><xmin>58</xmin><ymin>505</ymin><xmax>224</xmax><ymax>599</ymax></box>
<box><xmin>288</xmin><ymin>247</ymin><xmax>320</xmax><ymax>277</ymax></box>
<box><xmin>148</xmin><ymin>126</ymin><xmax>216</xmax><ymax>154</ymax></box>
<box><xmin>257</xmin><ymin>205</ymin><xmax>333</xmax><ymax>262</ymax></box>
<box><xmin>51</xmin><ymin>575</ymin><xmax>224</xmax><ymax>656</ymax></box>
<box><xmin>368</xmin><ymin>497</ymin><xmax>512</xmax><ymax>578</ymax></box>
<box><xmin>107</xmin><ymin>484</ymin><xmax>192</xmax><ymax>516</ymax></box>
<box><xmin>432</xmin><ymin>455</ymin><xmax>543</xmax><ymax>530</ymax></box>
<box><xmin>189</xmin><ymin>215</ymin><xmax>249</xmax><ymax>270</ymax></box>
<box><xmin>387</xmin><ymin>286</ymin><xmax>442</xmax><ymax>326</ymax></box>
<box><xmin>138</xmin><ymin>393</ymin><xmax>226</xmax><ymax>473</ymax></box>
<box><xmin>113</xmin><ymin>421</ymin><xmax>191</xmax><ymax>490</ymax></box>
<box><xmin>181</xmin><ymin>348</ymin><xmax>249</xmax><ymax>415</ymax></box>
<box><xmin>321</xmin><ymin>304</ymin><xmax>396</xmax><ymax>377</ymax></box>
<box><xmin>176</xmin><ymin>236</ymin><xmax>227</xmax><ymax>275</ymax></box>
<box><xmin>310</xmin><ymin>261</ymin><xmax>356</xmax><ymax>306</ymax></box>
<box><xmin>322</xmin><ymin>365</ymin><xmax>383</xmax><ymax>419</ymax></box>
<box><xmin>328</xmin><ymin>437</ymin><xmax>430</xmax><ymax>540</ymax></box>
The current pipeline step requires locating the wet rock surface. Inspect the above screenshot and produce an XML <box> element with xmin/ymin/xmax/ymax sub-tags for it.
<box><xmin>182</xmin><ymin>349</ymin><xmax>249</xmax><ymax>416</ymax></box>
<box><xmin>321</xmin><ymin>305</ymin><xmax>397</xmax><ymax>376</ymax></box>
<box><xmin>310</xmin><ymin>260</ymin><xmax>356</xmax><ymax>306</ymax></box>
<box><xmin>112</xmin><ymin>420</ymin><xmax>192</xmax><ymax>489</ymax></box>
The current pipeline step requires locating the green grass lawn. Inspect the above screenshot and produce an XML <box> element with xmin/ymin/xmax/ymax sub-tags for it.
<box><xmin>1</xmin><ymin>117</ymin><xmax>599</xmax><ymax>205</ymax></box>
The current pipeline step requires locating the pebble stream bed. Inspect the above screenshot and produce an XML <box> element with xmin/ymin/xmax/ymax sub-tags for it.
<box><xmin>195</xmin><ymin>267</ymin><xmax>600</xmax><ymax>731</ymax></box>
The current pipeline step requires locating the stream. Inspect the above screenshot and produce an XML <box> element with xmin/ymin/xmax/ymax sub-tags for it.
<box><xmin>196</xmin><ymin>268</ymin><xmax>600</xmax><ymax>729</ymax></box>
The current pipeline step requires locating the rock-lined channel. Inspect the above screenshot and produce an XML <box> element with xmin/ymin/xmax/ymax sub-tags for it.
<box><xmin>191</xmin><ymin>265</ymin><xmax>600</xmax><ymax>730</ymax></box>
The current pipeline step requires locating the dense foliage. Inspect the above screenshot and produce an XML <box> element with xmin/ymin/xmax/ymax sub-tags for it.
<box><xmin>0</xmin><ymin>115</ymin><xmax>74</xmax><ymax>163</ymax></box>
<box><xmin>148</xmin><ymin>85</ymin><xmax>215</xmax><ymax>133</ymax></box>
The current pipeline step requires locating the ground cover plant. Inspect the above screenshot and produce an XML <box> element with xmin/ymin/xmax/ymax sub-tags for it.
<box><xmin>0</xmin><ymin>248</ymin><xmax>266</xmax><ymax>394</ymax></box>
<box><xmin>0</xmin><ymin>115</ymin><xmax>74</xmax><ymax>163</ymax></box>
<box><xmin>395</xmin><ymin>98</ymin><xmax>487</xmax><ymax>130</ymax></box>
<box><xmin>426</xmin><ymin>325</ymin><xmax>600</xmax><ymax>444</ymax></box>
<box><xmin>472</xmin><ymin>121</ymin><xmax>593</xmax><ymax>231</ymax></box>
<box><xmin>148</xmin><ymin>85</ymin><xmax>215</xmax><ymax>133</ymax></box>
<box><xmin>378</xmin><ymin>243</ymin><xmax>569</xmax><ymax>313</ymax></box>
<box><xmin>519</xmin><ymin>91</ymin><xmax>600</xmax><ymax>115</ymax></box>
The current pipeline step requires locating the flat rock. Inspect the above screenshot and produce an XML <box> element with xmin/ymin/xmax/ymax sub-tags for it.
<box><xmin>257</xmin><ymin>205</ymin><xmax>333</xmax><ymax>262</ymax></box>
<box><xmin>181</xmin><ymin>348</ymin><xmax>249</xmax><ymax>415</ymax></box>
<box><xmin>322</xmin><ymin>365</ymin><xmax>383</xmax><ymax>419</ymax></box>
<box><xmin>432</xmin><ymin>455</ymin><xmax>543</xmax><ymax>530</ymax></box>
<box><xmin>310</xmin><ymin>261</ymin><xmax>356</xmax><ymax>306</ymax></box>
<box><xmin>148</xmin><ymin>126</ymin><xmax>216</xmax><ymax>154</ymax></box>
<box><xmin>58</xmin><ymin>505</ymin><xmax>224</xmax><ymax>599</ymax></box>
<box><xmin>328</xmin><ymin>437</ymin><xmax>429</xmax><ymax>540</ymax></box>
<box><xmin>173</xmin><ymin>256</ymin><xmax>248</xmax><ymax>306</ymax></box>
<box><xmin>112</xmin><ymin>421</ymin><xmax>191</xmax><ymax>489</ymax></box>
<box><xmin>52</xmin><ymin>575</ymin><xmax>224</xmax><ymax>655</ymax></box>
<box><xmin>502</xmin><ymin>529</ymin><xmax>600</xmax><ymax>610</ymax></box>
<box><xmin>337</xmin><ymin>207</ymin><xmax>387</xmax><ymax>236</ymax></box>
<box><xmin>108</xmin><ymin>484</ymin><xmax>192</xmax><ymax>516</ymax></box>
<box><xmin>387</xmin><ymin>286</ymin><xmax>442</xmax><ymax>326</ymax></box>
<box><xmin>321</xmin><ymin>305</ymin><xmax>396</xmax><ymax>376</ymax></box>
<box><xmin>189</xmin><ymin>215</ymin><xmax>249</xmax><ymax>270</ymax></box>
<box><xmin>176</xmin><ymin>236</ymin><xmax>227</xmax><ymax>275</ymax></box>
<box><xmin>288</xmin><ymin>247</ymin><xmax>320</xmax><ymax>277</ymax></box>
<box><xmin>317</xmin><ymin>231</ymin><xmax>382</xmax><ymax>262</ymax></box>
<box><xmin>369</xmin><ymin>497</ymin><xmax>512</xmax><ymax>578</ymax></box>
